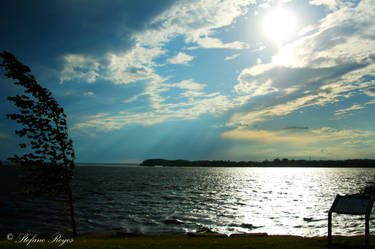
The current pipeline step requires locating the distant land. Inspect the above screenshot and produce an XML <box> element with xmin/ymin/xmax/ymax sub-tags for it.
<box><xmin>0</xmin><ymin>162</ymin><xmax>139</xmax><ymax>167</ymax></box>
<box><xmin>76</xmin><ymin>163</ymin><xmax>138</xmax><ymax>167</ymax></box>
<box><xmin>140</xmin><ymin>159</ymin><xmax>375</xmax><ymax>168</ymax></box>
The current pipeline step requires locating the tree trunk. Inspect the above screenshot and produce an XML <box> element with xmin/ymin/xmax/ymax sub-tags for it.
<box><xmin>67</xmin><ymin>181</ymin><xmax>77</xmax><ymax>238</ymax></box>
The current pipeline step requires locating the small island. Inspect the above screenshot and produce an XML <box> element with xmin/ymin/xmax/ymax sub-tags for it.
<box><xmin>140</xmin><ymin>158</ymin><xmax>375</xmax><ymax>168</ymax></box>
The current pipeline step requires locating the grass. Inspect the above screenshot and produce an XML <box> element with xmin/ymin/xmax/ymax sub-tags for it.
<box><xmin>1</xmin><ymin>235</ymin><xmax>375</xmax><ymax>249</ymax></box>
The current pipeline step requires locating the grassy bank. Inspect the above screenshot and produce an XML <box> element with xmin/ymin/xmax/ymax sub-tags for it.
<box><xmin>1</xmin><ymin>235</ymin><xmax>374</xmax><ymax>249</ymax></box>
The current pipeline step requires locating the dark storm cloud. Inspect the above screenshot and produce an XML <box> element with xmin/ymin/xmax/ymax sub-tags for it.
<box><xmin>282</xmin><ymin>126</ymin><xmax>309</xmax><ymax>130</ymax></box>
<box><xmin>0</xmin><ymin>0</ymin><xmax>177</xmax><ymax>59</ymax></box>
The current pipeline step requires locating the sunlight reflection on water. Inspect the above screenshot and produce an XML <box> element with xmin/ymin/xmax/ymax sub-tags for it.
<box><xmin>216</xmin><ymin>167</ymin><xmax>374</xmax><ymax>236</ymax></box>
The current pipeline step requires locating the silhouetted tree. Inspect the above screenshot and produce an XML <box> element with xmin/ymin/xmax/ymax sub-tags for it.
<box><xmin>0</xmin><ymin>51</ymin><xmax>77</xmax><ymax>237</ymax></box>
<box><xmin>361</xmin><ymin>177</ymin><xmax>375</xmax><ymax>196</ymax></box>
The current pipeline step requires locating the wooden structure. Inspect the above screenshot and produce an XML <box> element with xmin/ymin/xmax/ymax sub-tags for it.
<box><xmin>328</xmin><ymin>194</ymin><xmax>374</xmax><ymax>246</ymax></box>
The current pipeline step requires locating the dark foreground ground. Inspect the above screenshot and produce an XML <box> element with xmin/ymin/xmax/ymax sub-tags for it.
<box><xmin>1</xmin><ymin>233</ymin><xmax>375</xmax><ymax>249</ymax></box>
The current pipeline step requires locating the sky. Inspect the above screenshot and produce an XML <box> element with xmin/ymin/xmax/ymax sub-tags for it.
<box><xmin>1</xmin><ymin>0</ymin><xmax>375</xmax><ymax>163</ymax></box>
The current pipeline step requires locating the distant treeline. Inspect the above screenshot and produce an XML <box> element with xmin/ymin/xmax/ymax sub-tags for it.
<box><xmin>140</xmin><ymin>158</ymin><xmax>375</xmax><ymax>167</ymax></box>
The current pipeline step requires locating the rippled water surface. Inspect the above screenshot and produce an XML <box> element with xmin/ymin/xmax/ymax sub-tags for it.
<box><xmin>1</xmin><ymin>166</ymin><xmax>375</xmax><ymax>236</ymax></box>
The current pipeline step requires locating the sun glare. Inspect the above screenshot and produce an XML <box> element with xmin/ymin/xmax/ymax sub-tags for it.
<box><xmin>263</xmin><ymin>7</ymin><xmax>297</xmax><ymax>44</ymax></box>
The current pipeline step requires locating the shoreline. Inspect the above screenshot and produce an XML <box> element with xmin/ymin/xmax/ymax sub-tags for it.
<box><xmin>1</xmin><ymin>230</ymin><xmax>372</xmax><ymax>239</ymax></box>
<box><xmin>140</xmin><ymin>158</ymin><xmax>375</xmax><ymax>168</ymax></box>
<box><xmin>1</xmin><ymin>232</ymin><xmax>373</xmax><ymax>249</ymax></box>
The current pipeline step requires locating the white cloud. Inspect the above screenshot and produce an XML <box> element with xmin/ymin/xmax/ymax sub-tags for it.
<box><xmin>123</xmin><ymin>94</ymin><xmax>144</xmax><ymax>104</ymax></box>
<box><xmin>84</xmin><ymin>91</ymin><xmax>95</xmax><ymax>97</ymax></box>
<box><xmin>335</xmin><ymin>104</ymin><xmax>364</xmax><ymax>116</ymax></box>
<box><xmin>222</xmin><ymin>126</ymin><xmax>374</xmax><ymax>144</ymax></box>
<box><xmin>60</xmin><ymin>45</ymin><xmax>166</xmax><ymax>85</ymax></box>
<box><xmin>74</xmin><ymin>74</ymin><xmax>256</xmax><ymax>130</ymax></box>
<box><xmin>65</xmin><ymin>0</ymin><xmax>375</xmax><ymax>132</ymax></box>
<box><xmin>168</xmin><ymin>79</ymin><xmax>205</xmax><ymax>91</ymax></box>
<box><xmin>228</xmin><ymin>94</ymin><xmax>318</xmax><ymax>126</ymax></box>
<box><xmin>297</xmin><ymin>0</ymin><xmax>375</xmax><ymax>68</ymax></box>
<box><xmin>60</xmin><ymin>54</ymin><xmax>100</xmax><ymax>83</ymax></box>
<box><xmin>224</xmin><ymin>53</ymin><xmax>240</xmax><ymax>61</ymax></box>
<box><xmin>106</xmin><ymin>46</ymin><xmax>166</xmax><ymax>85</ymax></box>
<box><xmin>229</xmin><ymin>78</ymin><xmax>375</xmax><ymax>127</ymax></box>
<box><xmin>221</xmin><ymin>126</ymin><xmax>375</xmax><ymax>159</ymax></box>
<box><xmin>145</xmin><ymin>0</ymin><xmax>254</xmax><ymax>49</ymax></box>
<box><xmin>63</xmin><ymin>0</ymin><xmax>256</xmax><ymax>130</ymax></box>
<box><xmin>230</xmin><ymin>0</ymin><xmax>375</xmax><ymax>127</ymax></box>
<box><xmin>193</xmin><ymin>37</ymin><xmax>250</xmax><ymax>50</ymax></box>
<box><xmin>252</xmin><ymin>0</ymin><xmax>375</xmax><ymax>71</ymax></box>
<box><xmin>162</xmin><ymin>79</ymin><xmax>206</xmax><ymax>98</ymax></box>
<box><xmin>234</xmin><ymin>78</ymin><xmax>278</xmax><ymax>97</ymax></box>
<box><xmin>284</xmin><ymin>87</ymin><xmax>299</xmax><ymax>94</ymax></box>
<box><xmin>142</xmin><ymin>77</ymin><xmax>170</xmax><ymax>110</ymax></box>
<box><xmin>167</xmin><ymin>52</ymin><xmax>194</xmax><ymax>65</ymax></box>
<box><xmin>309</xmin><ymin>0</ymin><xmax>339</xmax><ymax>10</ymax></box>
<box><xmin>74</xmin><ymin>93</ymin><xmax>237</xmax><ymax>130</ymax></box>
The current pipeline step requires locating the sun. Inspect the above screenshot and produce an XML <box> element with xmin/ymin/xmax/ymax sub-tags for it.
<box><xmin>263</xmin><ymin>7</ymin><xmax>297</xmax><ymax>44</ymax></box>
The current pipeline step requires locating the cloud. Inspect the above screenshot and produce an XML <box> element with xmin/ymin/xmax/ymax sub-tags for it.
<box><xmin>229</xmin><ymin>0</ymin><xmax>375</xmax><ymax>127</ymax></box>
<box><xmin>229</xmin><ymin>76</ymin><xmax>375</xmax><ymax>127</ymax></box>
<box><xmin>0</xmin><ymin>1</ymin><xmax>178</xmax><ymax>58</ymax></box>
<box><xmin>335</xmin><ymin>104</ymin><xmax>364</xmax><ymax>116</ymax></box>
<box><xmin>222</xmin><ymin>129</ymin><xmax>299</xmax><ymax>144</ymax></box>
<box><xmin>146</xmin><ymin>0</ymin><xmax>254</xmax><ymax>49</ymax></box>
<box><xmin>223</xmin><ymin>137</ymin><xmax>375</xmax><ymax>161</ymax></box>
<box><xmin>169</xmin><ymin>79</ymin><xmax>205</xmax><ymax>91</ymax></box>
<box><xmin>234</xmin><ymin>67</ymin><xmax>279</xmax><ymax>96</ymax></box>
<box><xmin>364</xmin><ymin>87</ymin><xmax>375</xmax><ymax>97</ymax></box>
<box><xmin>167</xmin><ymin>52</ymin><xmax>194</xmax><ymax>65</ymax></box>
<box><xmin>84</xmin><ymin>91</ymin><xmax>95</xmax><ymax>97</ymax></box>
<box><xmin>63</xmin><ymin>0</ymin><xmax>257</xmax><ymax>130</ymax></box>
<box><xmin>60</xmin><ymin>1</ymin><xmax>253</xmax><ymax>99</ymax></box>
<box><xmin>0</xmin><ymin>0</ymin><xmax>184</xmax><ymax>74</ymax></box>
<box><xmin>221</xmin><ymin>126</ymin><xmax>375</xmax><ymax>159</ymax></box>
<box><xmin>235</xmin><ymin>62</ymin><xmax>369</xmax><ymax>95</ymax></box>
<box><xmin>53</xmin><ymin>0</ymin><xmax>375</xmax><ymax>134</ymax></box>
<box><xmin>123</xmin><ymin>94</ymin><xmax>144</xmax><ymax>104</ymax></box>
<box><xmin>191</xmin><ymin>37</ymin><xmax>250</xmax><ymax>50</ymax></box>
<box><xmin>162</xmin><ymin>79</ymin><xmax>206</xmax><ymax>98</ymax></box>
<box><xmin>221</xmin><ymin>126</ymin><xmax>374</xmax><ymax>145</ymax></box>
<box><xmin>282</xmin><ymin>126</ymin><xmax>309</xmax><ymax>130</ymax></box>
<box><xmin>229</xmin><ymin>94</ymin><xmax>322</xmax><ymax>126</ymax></box>
<box><xmin>60</xmin><ymin>54</ymin><xmax>100</xmax><ymax>83</ymax></box>
<box><xmin>73</xmin><ymin>82</ymin><xmax>255</xmax><ymax>131</ymax></box>
<box><xmin>294</xmin><ymin>0</ymin><xmax>375</xmax><ymax>68</ymax></box>
<box><xmin>224</xmin><ymin>53</ymin><xmax>240</xmax><ymax>61</ymax></box>
<box><xmin>74</xmin><ymin>93</ymin><xmax>236</xmax><ymax>130</ymax></box>
<box><xmin>105</xmin><ymin>46</ymin><xmax>165</xmax><ymax>85</ymax></box>
<box><xmin>61</xmin><ymin>45</ymin><xmax>162</xmax><ymax>85</ymax></box>
<box><xmin>309</xmin><ymin>0</ymin><xmax>339</xmax><ymax>10</ymax></box>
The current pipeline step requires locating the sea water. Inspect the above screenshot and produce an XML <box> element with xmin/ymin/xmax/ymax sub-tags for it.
<box><xmin>1</xmin><ymin>166</ymin><xmax>374</xmax><ymax>236</ymax></box>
